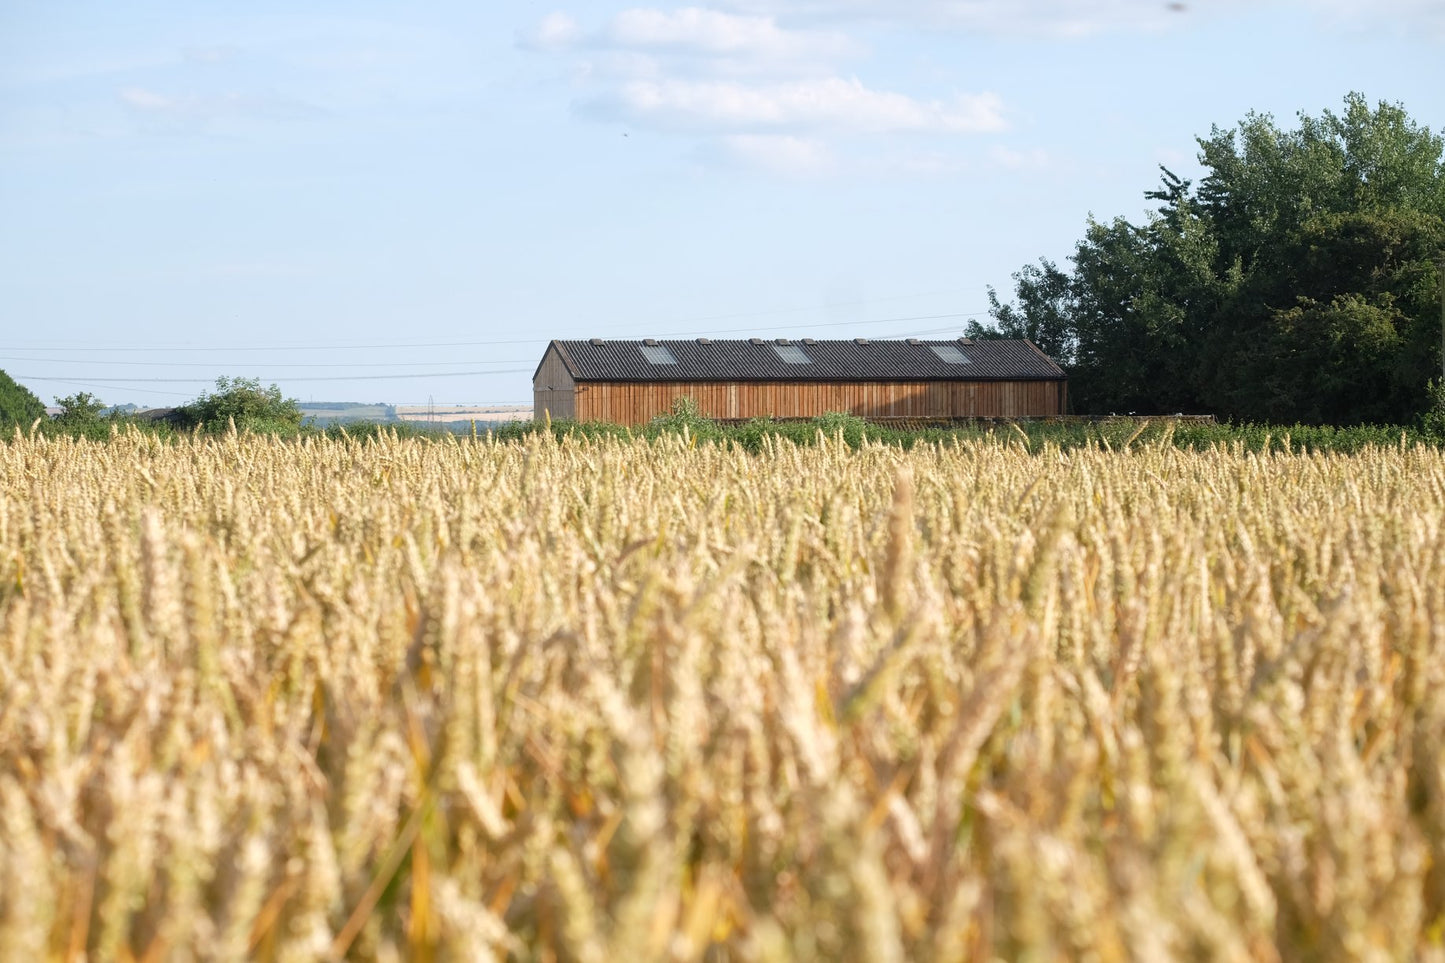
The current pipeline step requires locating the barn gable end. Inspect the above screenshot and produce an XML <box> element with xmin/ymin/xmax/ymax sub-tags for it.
<box><xmin>531</xmin><ymin>342</ymin><xmax>578</xmax><ymax>422</ymax></box>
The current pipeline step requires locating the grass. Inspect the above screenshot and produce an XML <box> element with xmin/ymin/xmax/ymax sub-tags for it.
<box><xmin>15</xmin><ymin>405</ymin><xmax>1443</xmax><ymax>454</ymax></box>
<box><xmin>2</xmin><ymin>427</ymin><xmax>1444</xmax><ymax>960</ymax></box>
<box><xmin>498</xmin><ymin>413</ymin><xmax>1439</xmax><ymax>455</ymax></box>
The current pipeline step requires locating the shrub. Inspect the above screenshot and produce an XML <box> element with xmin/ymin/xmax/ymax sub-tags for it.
<box><xmin>175</xmin><ymin>377</ymin><xmax>303</xmax><ymax>433</ymax></box>
<box><xmin>812</xmin><ymin>410</ymin><xmax>868</xmax><ymax>448</ymax></box>
<box><xmin>53</xmin><ymin>392</ymin><xmax>107</xmax><ymax>428</ymax></box>
<box><xmin>1422</xmin><ymin>379</ymin><xmax>1445</xmax><ymax>441</ymax></box>
<box><xmin>0</xmin><ymin>369</ymin><xmax>46</xmax><ymax>427</ymax></box>
<box><xmin>647</xmin><ymin>395</ymin><xmax>721</xmax><ymax>442</ymax></box>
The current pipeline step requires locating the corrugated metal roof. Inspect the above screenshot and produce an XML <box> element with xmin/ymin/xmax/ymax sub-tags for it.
<box><xmin>544</xmin><ymin>338</ymin><xmax>1065</xmax><ymax>383</ymax></box>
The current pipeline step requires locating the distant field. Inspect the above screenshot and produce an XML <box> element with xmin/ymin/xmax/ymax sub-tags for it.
<box><xmin>393</xmin><ymin>403</ymin><xmax>532</xmax><ymax>424</ymax></box>
<box><xmin>2</xmin><ymin>431</ymin><xmax>1443</xmax><ymax>960</ymax></box>
<box><xmin>298</xmin><ymin>403</ymin><xmax>395</xmax><ymax>425</ymax></box>
<box><xmin>294</xmin><ymin>403</ymin><xmax>533</xmax><ymax>428</ymax></box>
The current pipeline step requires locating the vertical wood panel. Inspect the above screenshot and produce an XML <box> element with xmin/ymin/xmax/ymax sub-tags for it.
<box><xmin>568</xmin><ymin>380</ymin><xmax>1065</xmax><ymax>425</ymax></box>
<box><xmin>532</xmin><ymin>346</ymin><xmax>577</xmax><ymax>421</ymax></box>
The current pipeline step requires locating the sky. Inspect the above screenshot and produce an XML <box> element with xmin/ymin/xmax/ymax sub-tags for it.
<box><xmin>1</xmin><ymin>1</ymin><xmax>1441</xmax><ymax>406</ymax></box>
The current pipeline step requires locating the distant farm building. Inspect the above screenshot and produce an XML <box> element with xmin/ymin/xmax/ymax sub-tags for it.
<box><xmin>532</xmin><ymin>337</ymin><xmax>1067</xmax><ymax>425</ymax></box>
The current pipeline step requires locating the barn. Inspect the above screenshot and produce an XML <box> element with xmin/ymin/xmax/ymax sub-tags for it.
<box><xmin>533</xmin><ymin>337</ymin><xmax>1067</xmax><ymax>425</ymax></box>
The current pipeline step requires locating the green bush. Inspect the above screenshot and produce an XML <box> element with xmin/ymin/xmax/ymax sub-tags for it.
<box><xmin>812</xmin><ymin>410</ymin><xmax>868</xmax><ymax>448</ymax></box>
<box><xmin>53</xmin><ymin>392</ymin><xmax>107</xmax><ymax>428</ymax></box>
<box><xmin>0</xmin><ymin>370</ymin><xmax>46</xmax><ymax>428</ymax></box>
<box><xmin>320</xmin><ymin>420</ymin><xmax>458</xmax><ymax>442</ymax></box>
<box><xmin>175</xmin><ymin>377</ymin><xmax>303</xmax><ymax>434</ymax></box>
<box><xmin>1422</xmin><ymin>379</ymin><xmax>1445</xmax><ymax>441</ymax></box>
<box><xmin>648</xmin><ymin>396</ymin><xmax>722</xmax><ymax>441</ymax></box>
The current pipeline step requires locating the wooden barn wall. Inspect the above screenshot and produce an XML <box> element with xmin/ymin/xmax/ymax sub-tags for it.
<box><xmin>531</xmin><ymin>348</ymin><xmax>577</xmax><ymax>421</ymax></box>
<box><xmin>575</xmin><ymin>380</ymin><xmax>1062</xmax><ymax>425</ymax></box>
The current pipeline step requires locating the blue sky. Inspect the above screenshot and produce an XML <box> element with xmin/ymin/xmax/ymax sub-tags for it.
<box><xmin>2</xmin><ymin>0</ymin><xmax>1441</xmax><ymax>406</ymax></box>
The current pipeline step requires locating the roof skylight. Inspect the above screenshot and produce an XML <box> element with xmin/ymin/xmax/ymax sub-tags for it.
<box><xmin>640</xmin><ymin>343</ymin><xmax>678</xmax><ymax>365</ymax></box>
<box><xmin>929</xmin><ymin>344</ymin><xmax>971</xmax><ymax>364</ymax></box>
<box><xmin>772</xmin><ymin>343</ymin><xmax>812</xmax><ymax>364</ymax></box>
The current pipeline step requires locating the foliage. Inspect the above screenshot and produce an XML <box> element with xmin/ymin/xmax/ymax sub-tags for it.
<box><xmin>647</xmin><ymin>394</ymin><xmax>722</xmax><ymax>442</ymax></box>
<box><xmin>0</xmin><ymin>369</ymin><xmax>46</xmax><ymax>427</ymax></box>
<box><xmin>812</xmin><ymin>409</ymin><xmax>869</xmax><ymax>447</ymax></box>
<box><xmin>980</xmin><ymin>94</ymin><xmax>1445</xmax><ymax>424</ymax></box>
<box><xmin>4</xmin><ymin>431</ymin><xmax>1445</xmax><ymax>959</ymax></box>
<box><xmin>493</xmin><ymin>411</ymin><xmax>1438</xmax><ymax>454</ymax></box>
<box><xmin>52</xmin><ymin>391</ymin><xmax>107</xmax><ymax>427</ymax></box>
<box><xmin>174</xmin><ymin>376</ymin><xmax>304</xmax><ymax>433</ymax></box>
<box><xmin>20</xmin><ymin>394</ymin><xmax>1443</xmax><ymax>453</ymax></box>
<box><xmin>319</xmin><ymin>420</ymin><xmax>455</xmax><ymax>442</ymax></box>
<box><xmin>975</xmin><ymin>258</ymin><xmax>1078</xmax><ymax>366</ymax></box>
<box><xmin>1423</xmin><ymin>378</ymin><xmax>1445</xmax><ymax>440</ymax></box>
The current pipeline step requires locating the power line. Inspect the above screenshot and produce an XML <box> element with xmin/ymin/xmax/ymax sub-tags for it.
<box><xmin>656</xmin><ymin>312</ymin><xmax>985</xmax><ymax>338</ymax></box>
<box><xmin>643</xmin><ymin>286</ymin><xmax>982</xmax><ymax>325</ymax></box>
<box><xmin>18</xmin><ymin>321</ymin><xmax>999</xmax><ymax>399</ymax></box>
<box><xmin>2</xmin><ymin>355</ymin><xmax>536</xmax><ymax>368</ymax></box>
<box><xmin>3</xmin><ymin>285</ymin><xmax>987</xmax><ymax>352</ymax></box>
<box><xmin>25</xmin><ymin>378</ymin><xmax>198</xmax><ymax>398</ymax></box>
<box><xmin>14</xmin><ymin>368</ymin><xmax>534</xmax><ymax>384</ymax></box>
<box><xmin>3</xmin><ymin>310</ymin><xmax>990</xmax><ymax>354</ymax></box>
<box><xmin>5</xmin><ymin>338</ymin><xmax>547</xmax><ymax>354</ymax></box>
<box><xmin>891</xmin><ymin>325</ymin><xmax>980</xmax><ymax>338</ymax></box>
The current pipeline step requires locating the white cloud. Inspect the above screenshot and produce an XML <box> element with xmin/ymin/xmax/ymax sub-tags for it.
<box><xmin>597</xmin><ymin>77</ymin><xmax>1006</xmax><ymax>134</ymax></box>
<box><xmin>522</xmin><ymin>12</ymin><xmax>584</xmax><ymax>50</ymax></box>
<box><xmin>525</xmin><ymin>6</ymin><xmax>1008</xmax><ymax>174</ymax></box>
<box><xmin>528</xmin><ymin>6</ymin><xmax>860</xmax><ymax>74</ymax></box>
<box><xmin>528</xmin><ymin>0</ymin><xmax>1445</xmax><ymax>54</ymax></box>
<box><xmin>572</xmin><ymin>50</ymin><xmax>665</xmax><ymax>83</ymax></box>
<box><xmin>714</xmin><ymin>0</ymin><xmax>1242</xmax><ymax>37</ymax></box>
<box><xmin>605</xmin><ymin>7</ymin><xmax>858</xmax><ymax>59</ymax></box>
<box><xmin>717</xmin><ymin>0</ymin><xmax>1445</xmax><ymax>37</ymax></box>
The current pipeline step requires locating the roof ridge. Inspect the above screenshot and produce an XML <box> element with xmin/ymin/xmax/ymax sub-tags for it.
<box><xmin>548</xmin><ymin>337</ymin><xmax>1065</xmax><ymax>383</ymax></box>
<box><xmin>1020</xmin><ymin>339</ymin><xmax>1066</xmax><ymax>374</ymax></box>
<box><xmin>559</xmin><ymin>337</ymin><xmax>1029</xmax><ymax>345</ymax></box>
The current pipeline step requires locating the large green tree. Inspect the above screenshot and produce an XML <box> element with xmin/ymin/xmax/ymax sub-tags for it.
<box><xmin>0</xmin><ymin>370</ymin><xmax>46</xmax><ymax>427</ymax></box>
<box><xmin>978</xmin><ymin>95</ymin><xmax>1445</xmax><ymax>423</ymax></box>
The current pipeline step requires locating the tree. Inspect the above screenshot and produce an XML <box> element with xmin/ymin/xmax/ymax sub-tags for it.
<box><xmin>175</xmin><ymin>377</ymin><xmax>304</xmax><ymax>432</ymax></box>
<box><xmin>970</xmin><ymin>259</ymin><xmax>1077</xmax><ymax>365</ymax></box>
<box><xmin>54</xmin><ymin>392</ymin><xmax>107</xmax><ymax>427</ymax></box>
<box><xmin>984</xmin><ymin>94</ymin><xmax>1445</xmax><ymax>423</ymax></box>
<box><xmin>0</xmin><ymin>370</ymin><xmax>46</xmax><ymax>427</ymax></box>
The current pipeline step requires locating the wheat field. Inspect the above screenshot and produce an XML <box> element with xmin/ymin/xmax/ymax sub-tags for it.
<box><xmin>2</xmin><ymin>428</ymin><xmax>1444</xmax><ymax>962</ymax></box>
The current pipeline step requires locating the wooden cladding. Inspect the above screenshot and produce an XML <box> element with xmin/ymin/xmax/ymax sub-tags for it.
<box><xmin>532</xmin><ymin>349</ymin><xmax>577</xmax><ymax>421</ymax></box>
<box><xmin>564</xmin><ymin>379</ymin><xmax>1063</xmax><ymax>426</ymax></box>
<box><xmin>532</xmin><ymin>340</ymin><xmax>1065</xmax><ymax>425</ymax></box>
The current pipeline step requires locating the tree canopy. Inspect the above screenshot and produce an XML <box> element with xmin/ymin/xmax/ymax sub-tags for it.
<box><xmin>0</xmin><ymin>371</ymin><xmax>46</xmax><ymax>427</ymax></box>
<box><xmin>977</xmin><ymin>94</ymin><xmax>1445</xmax><ymax>424</ymax></box>
<box><xmin>53</xmin><ymin>392</ymin><xmax>107</xmax><ymax>428</ymax></box>
<box><xmin>174</xmin><ymin>377</ymin><xmax>304</xmax><ymax>432</ymax></box>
